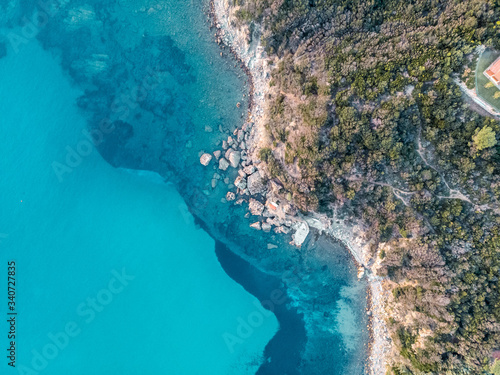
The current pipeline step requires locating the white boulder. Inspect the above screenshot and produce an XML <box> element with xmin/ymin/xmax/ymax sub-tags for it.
<box><xmin>292</xmin><ymin>221</ymin><xmax>309</xmax><ymax>247</ymax></box>
<box><xmin>200</xmin><ymin>153</ymin><xmax>212</xmax><ymax>166</ymax></box>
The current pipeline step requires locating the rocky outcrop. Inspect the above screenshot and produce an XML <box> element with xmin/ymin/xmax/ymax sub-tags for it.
<box><xmin>247</xmin><ymin>171</ymin><xmax>265</xmax><ymax>195</ymax></box>
<box><xmin>292</xmin><ymin>221</ymin><xmax>309</xmax><ymax>247</ymax></box>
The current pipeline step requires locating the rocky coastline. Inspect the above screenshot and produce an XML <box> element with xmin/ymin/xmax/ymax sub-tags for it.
<box><xmin>207</xmin><ymin>0</ymin><xmax>393</xmax><ymax>373</ymax></box>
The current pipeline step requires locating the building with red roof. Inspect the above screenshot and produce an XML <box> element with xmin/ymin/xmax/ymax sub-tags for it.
<box><xmin>484</xmin><ymin>56</ymin><xmax>500</xmax><ymax>88</ymax></box>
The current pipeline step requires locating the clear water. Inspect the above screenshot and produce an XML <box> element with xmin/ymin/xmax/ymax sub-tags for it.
<box><xmin>0</xmin><ymin>0</ymin><xmax>370</xmax><ymax>373</ymax></box>
<box><xmin>0</xmin><ymin>41</ymin><xmax>277</xmax><ymax>374</ymax></box>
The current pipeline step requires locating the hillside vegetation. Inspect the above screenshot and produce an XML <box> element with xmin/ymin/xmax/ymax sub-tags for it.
<box><xmin>233</xmin><ymin>0</ymin><xmax>500</xmax><ymax>373</ymax></box>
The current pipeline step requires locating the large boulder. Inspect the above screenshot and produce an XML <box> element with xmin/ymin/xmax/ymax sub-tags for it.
<box><xmin>248</xmin><ymin>198</ymin><xmax>264</xmax><ymax>216</ymax></box>
<box><xmin>243</xmin><ymin>165</ymin><xmax>256</xmax><ymax>175</ymax></box>
<box><xmin>247</xmin><ymin>171</ymin><xmax>265</xmax><ymax>195</ymax></box>
<box><xmin>250</xmin><ymin>222</ymin><xmax>261</xmax><ymax>230</ymax></box>
<box><xmin>292</xmin><ymin>222</ymin><xmax>309</xmax><ymax>247</ymax></box>
<box><xmin>224</xmin><ymin>148</ymin><xmax>241</xmax><ymax>168</ymax></box>
<box><xmin>229</xmin><ymin>151</ymin><xmax>241</xmax><ymax>168</ymax></box>
<box><xmin>200</xmin><ymin>153</ymin><xmax>212</xmax><ymax>166</ymax></box>
<box><xmin>219</xmin><ymin>158</ymin><xmax>230</xmax><ymax>171</ymax></box>
<box><xmin>261</xmin><ymin>223</ymin><xmax>272</xmax><ymax>232</ymax></box>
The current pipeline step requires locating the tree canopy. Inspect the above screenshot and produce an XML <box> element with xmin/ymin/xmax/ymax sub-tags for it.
<box><xmin>473</xmin><ymin>125</ymin><xmax>498</xmax><ymax>150</ymax></box>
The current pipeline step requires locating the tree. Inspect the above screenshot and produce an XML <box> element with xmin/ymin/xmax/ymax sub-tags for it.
<box><xmin>492</xmin><ymin>359</ymin><xmax>500</xmax><ymax>375</ymax></box>
<box><xmin>473</xmin><ymin>126</ymin><xmax>497</xmax><ymax>150</ymax></box>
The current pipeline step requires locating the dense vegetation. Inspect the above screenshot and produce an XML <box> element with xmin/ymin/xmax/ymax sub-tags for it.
<box><xmin>232</xmin><ymin>0</ymin><xmax>500</xmax><ymax>373</ymax></box>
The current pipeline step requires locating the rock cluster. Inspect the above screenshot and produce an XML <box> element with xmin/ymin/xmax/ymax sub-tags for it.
<box><xmin>194</xmin><ymin>62</ymin><xmax>310</xmax><ymax>247</ymax></box>
<box><xmin>197</xmin><ymin>120</ymin><xmax>308</xmax><ymax>245</ymax></box>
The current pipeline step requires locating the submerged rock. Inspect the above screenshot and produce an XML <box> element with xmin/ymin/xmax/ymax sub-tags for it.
<box><xmin>261</xmin><ymin>223</ymin><xmax>272</xmax><ymax>232</ymax></box>
<box><xmin>219</xmin><ymin>158</ymin><xmax>230</xmax><ymax>170</ymax></box>
<box><xmin>213</xmin><ymin>150</ymin><xmax>221</xmax><ymax>159</ymax></box>
<box><xmin>357</xmin><ymin>266</ymin><xmax>365</xmax><ymax>279</ymax></box>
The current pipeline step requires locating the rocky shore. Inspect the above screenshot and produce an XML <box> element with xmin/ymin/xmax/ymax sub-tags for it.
<box><xmin>207</xmin><ymin>0</ymin><xmax>393</xmax><ymax>373</ymax></box>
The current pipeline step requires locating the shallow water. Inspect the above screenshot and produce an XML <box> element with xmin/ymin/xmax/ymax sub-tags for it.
<box><xmin>0</xmin><ymin>41</ymin><xmax>277</xmax><ymax>374</ymax></box>
<box><xmin>0</xmin><ymin>0</ymin><xmax>370</xmax><ymax>373</ymax></box>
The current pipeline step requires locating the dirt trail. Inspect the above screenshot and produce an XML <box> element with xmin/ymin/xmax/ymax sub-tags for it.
<box><xmin>416</xmin><ymin>128</ymin><xmax>475</xmax><ymax>205</ymax></box>
<box><xmin>346</xmin><ymin>175</ymin><xmax>415</xmax><ymax>206</ymax></box>
<box><xmin>346</xmin><ymin>126</ymin><xmax>500</xmax><ymax>216</ymax></box>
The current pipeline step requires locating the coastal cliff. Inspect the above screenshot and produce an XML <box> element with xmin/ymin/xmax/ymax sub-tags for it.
<box><xmin>209</xmin><ymin>0</ymin><xmax>500</xmax><ymax>374</ymax></box>
<box><xmin>210</xmin><ymin>1</ymin><xmax>391</xmax><ymax>373</ymax></box>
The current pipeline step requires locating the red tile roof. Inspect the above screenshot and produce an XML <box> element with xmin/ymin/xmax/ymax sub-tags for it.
<box><xmin>485</xmin><ymin>57</ymin><xmax>500</xmax><ymax>83</ymax></box>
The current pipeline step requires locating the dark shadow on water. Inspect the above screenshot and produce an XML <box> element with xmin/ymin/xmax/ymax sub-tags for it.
<box><xmin>213</xmin><ymin>240</ymin><xmax>307</xmax><ymax>375</ymax></box>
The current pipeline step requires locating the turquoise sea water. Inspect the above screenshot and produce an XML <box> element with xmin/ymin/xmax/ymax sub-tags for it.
<box><xmin>0</xmin><ymin>0</ymin><xmax>370</xmax><ymax>373</ymax></box>
<box><xmin>0</xmin><ymin>41</ymin><xmax>277</xmax><ymax>374</ymax></box>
